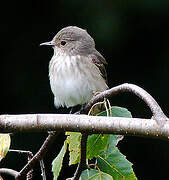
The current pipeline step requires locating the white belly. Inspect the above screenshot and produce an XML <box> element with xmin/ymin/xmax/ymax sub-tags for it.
<box><xmin>49</xmin><ymin>54</ymin><xmax>108</xmax><ymax>108</ymax></box>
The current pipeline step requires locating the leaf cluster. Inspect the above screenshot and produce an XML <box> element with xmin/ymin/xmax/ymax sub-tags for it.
<box><xmin>52</xmin><ymin>107</ymin><xmax>137</xmax><ymax>180</ymax></box>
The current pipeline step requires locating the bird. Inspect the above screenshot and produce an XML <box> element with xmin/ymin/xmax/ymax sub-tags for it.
<box><xmin>40</xmin><ymin>26</ymin><xmax>108</xmax><ymax>110</ymax></box>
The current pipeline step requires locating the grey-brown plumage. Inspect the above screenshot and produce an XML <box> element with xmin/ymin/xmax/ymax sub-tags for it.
<box><xmin>40</xmin><ymin>26</ymin><xmax>108</xmax><ymax>108</ymax></box>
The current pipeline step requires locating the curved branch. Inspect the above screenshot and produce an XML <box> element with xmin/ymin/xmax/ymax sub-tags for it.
<box><xmin>0</xmin><ymin>168</ymin><xmax>19</xmax><ymax>178</ymax></box>
<box><xmin>83</xmin><ymin>83</ymin><xmax>167</xmax><ymax>126</ymax></box>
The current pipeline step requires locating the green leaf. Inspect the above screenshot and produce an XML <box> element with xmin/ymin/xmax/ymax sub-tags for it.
<box><xmin>87</xmin><ymin>134</ymin><xmax>110</xmax><ymax>160</ymax></box>
<box><xmin>52</xmin><ymin>141</ymin><xmax>67</xmax><ymax>180</ymax></box>
<box><xmin>95</xmin><ymin>107</ymin><xmax>137</xmax><ymax>179</ymax></box>
<box><xmin>97</xmin><ymin>135</ymin><xmax>137</xmax><ymax>180</ymax></box>
<box><xmin>66</xmin><ymin>132</ymin><xmax>81</xmax><ymax>165</ymax></box>
<box><xmin>98</xmin><ymin>106</ymin><xmax>132</xmax><ymax>118</ymax></box>
<box><xmin>65</xmin><ymin>106</ymin><xmax>136</xmax><ymax>180</ymax></box>
<box><xmin>86</xmin><ymin>106</ymin><xmax>131</xmax><ymax>160</ymax></box>
<box><xmin>80</xmin><ymin>169</ymin><xmax>113</xmax><ymax>180</ymax></box>
<box><xmin>0</xmin><ymin>134</ymin><xmax>11</xmax><ymax>161</ymax></box>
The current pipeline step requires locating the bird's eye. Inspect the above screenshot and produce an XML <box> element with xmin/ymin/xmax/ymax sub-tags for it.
<box><xmin>60</xmin><ymin>41</ymin><xmax>67</xmax><ymax>46</ymax></box>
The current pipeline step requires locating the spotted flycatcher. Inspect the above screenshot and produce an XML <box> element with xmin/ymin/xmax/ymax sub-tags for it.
<box><xmin>40</xmin><ymin>26</ymin><xmax>108</xmax><ymax>108</ymax></box>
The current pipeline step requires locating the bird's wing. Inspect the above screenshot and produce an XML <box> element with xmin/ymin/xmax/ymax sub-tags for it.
<box><xmin>89</xmin><ymin>51</ymin><xmax>108</xmax><ymax>83</ymax></box>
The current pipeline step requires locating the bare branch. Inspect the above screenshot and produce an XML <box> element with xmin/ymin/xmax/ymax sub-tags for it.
<box><xmin>39</xmin><ymin>160</ymin><xmax>46</xmax><ymax>180</ymax></box>
<box><xmin>9</xmin><ymin>149</ymin><xmax>33</xmax><ymax>155</ymax></box>
<box><xmin>16</xmin><ymin>132</ymin><xmax>58</xmax><ymax>180</ymax></box>
<box><xmin>0</xmin><ymin>168</ymin><xmax>19</xmax><ymax>178</ymax></box>
<box><xmin>27</xmin><ymin>151</ymin><xmax>33</xmax><ymax>180</ymax></box>
<box><xmin>0</xmin><ymin>114</ymin><xmax>169</xmax><ymax>139</ymax></box>
<box><xmin>9</xmin><ymin>149</ymin><xmax>33</xmax><ymax>180</ymax></box>
<box><xmin>83</xmin><ymin>83</ymin><xmax>167</xmax><ymax>126</ymax></box>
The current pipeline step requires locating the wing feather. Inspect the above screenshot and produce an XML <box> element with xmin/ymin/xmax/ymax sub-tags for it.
<box><xmin>89</xmin><ymin>51</ymin><xmax>108</xmax><ymax>84</ymax></box>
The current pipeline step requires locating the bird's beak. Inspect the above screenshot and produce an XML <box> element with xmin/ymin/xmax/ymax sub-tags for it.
<box><xmin>40</xmin><ymin>41</ymin><xmax>54</xmax><ymax>46</ymax></box>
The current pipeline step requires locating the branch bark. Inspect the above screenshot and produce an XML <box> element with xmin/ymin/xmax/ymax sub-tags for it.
<box><xmin>0</xmin><ymin>168</ymin><xmax>19</xmax><ymax>178</ymax></box>
<box><xmin>0</xmin><ymin>114</ymin><xmax>169</xmax><ymax>139</ymax></box>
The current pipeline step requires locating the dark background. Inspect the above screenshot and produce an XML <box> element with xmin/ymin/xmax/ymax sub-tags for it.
<box><xmin>1</xmin><ymin>0</ymin><xmax>169</xmax><ymax>179</ymax></box>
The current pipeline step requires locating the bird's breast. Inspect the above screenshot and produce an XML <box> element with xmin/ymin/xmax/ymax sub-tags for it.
<box><xmin>48</xmin><ymin>54</ymin><xmax>107</xmax><ymax>107</ymax></box>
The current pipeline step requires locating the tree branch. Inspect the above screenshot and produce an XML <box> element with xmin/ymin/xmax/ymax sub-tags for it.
<box><xmin>9</xmin><ymin>149</ymin><xmax>33</xmax><ymax>180</ymax></box>
<box><xmin>0</xmin><ymin>168</ymin><xmax>19</xmax><ymax>178</ymax></box>
<box><xmin>0</xmin><ymin>114</ymin><xmax>169</xmax><ymax>139</ymax></box>
<box><xmin>83</xmin><ymin>83</ymin><xmax>168</xmax><ymax>126</ymax></box>
<box><xmin>16</xmin><ymin>132</ymin><xmax>58</xmax><ymax>180</ymax></box>
<box><xmin>39</xmin><ymin>159</ymin><xmax>46</xmax><ymax>180</ymax></box>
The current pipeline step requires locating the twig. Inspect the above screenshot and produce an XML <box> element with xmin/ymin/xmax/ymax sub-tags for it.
<box><xmin>83</xmin><ymin>83</ymin><xmax>168</xmax><ymax>126</ymax></box>
<box><xmin>39</xmin><ymin>160</ymin><xmax>46</xmax><ymax>180</ymax></box>
<box><xmin>27</xmin><ymin>151</ymin><xmax>34</xmax><ymax>180</ymax></box>
<box><xmin>9</xmin><ymin>149</ymin><xmax>33</xmax><ymax>155</ymax></box>
<box><xmin>16</xmin><ymin>132</ymin><xmax>58</xmax><ymax>180</ymax></box>
<box><xmin>0</xmin><ymin>168</ymin><xmax>19</xmax><ymax>178</ymax></box>
<box><xmin>73</xmin><ymin>133</ymin><xmax>88</xmax><ymax>180</ymax></box>
<box><xmin>9</xmin><ymin>149</ymin><xmax>34</xmax><ymax>180</ymax></box>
